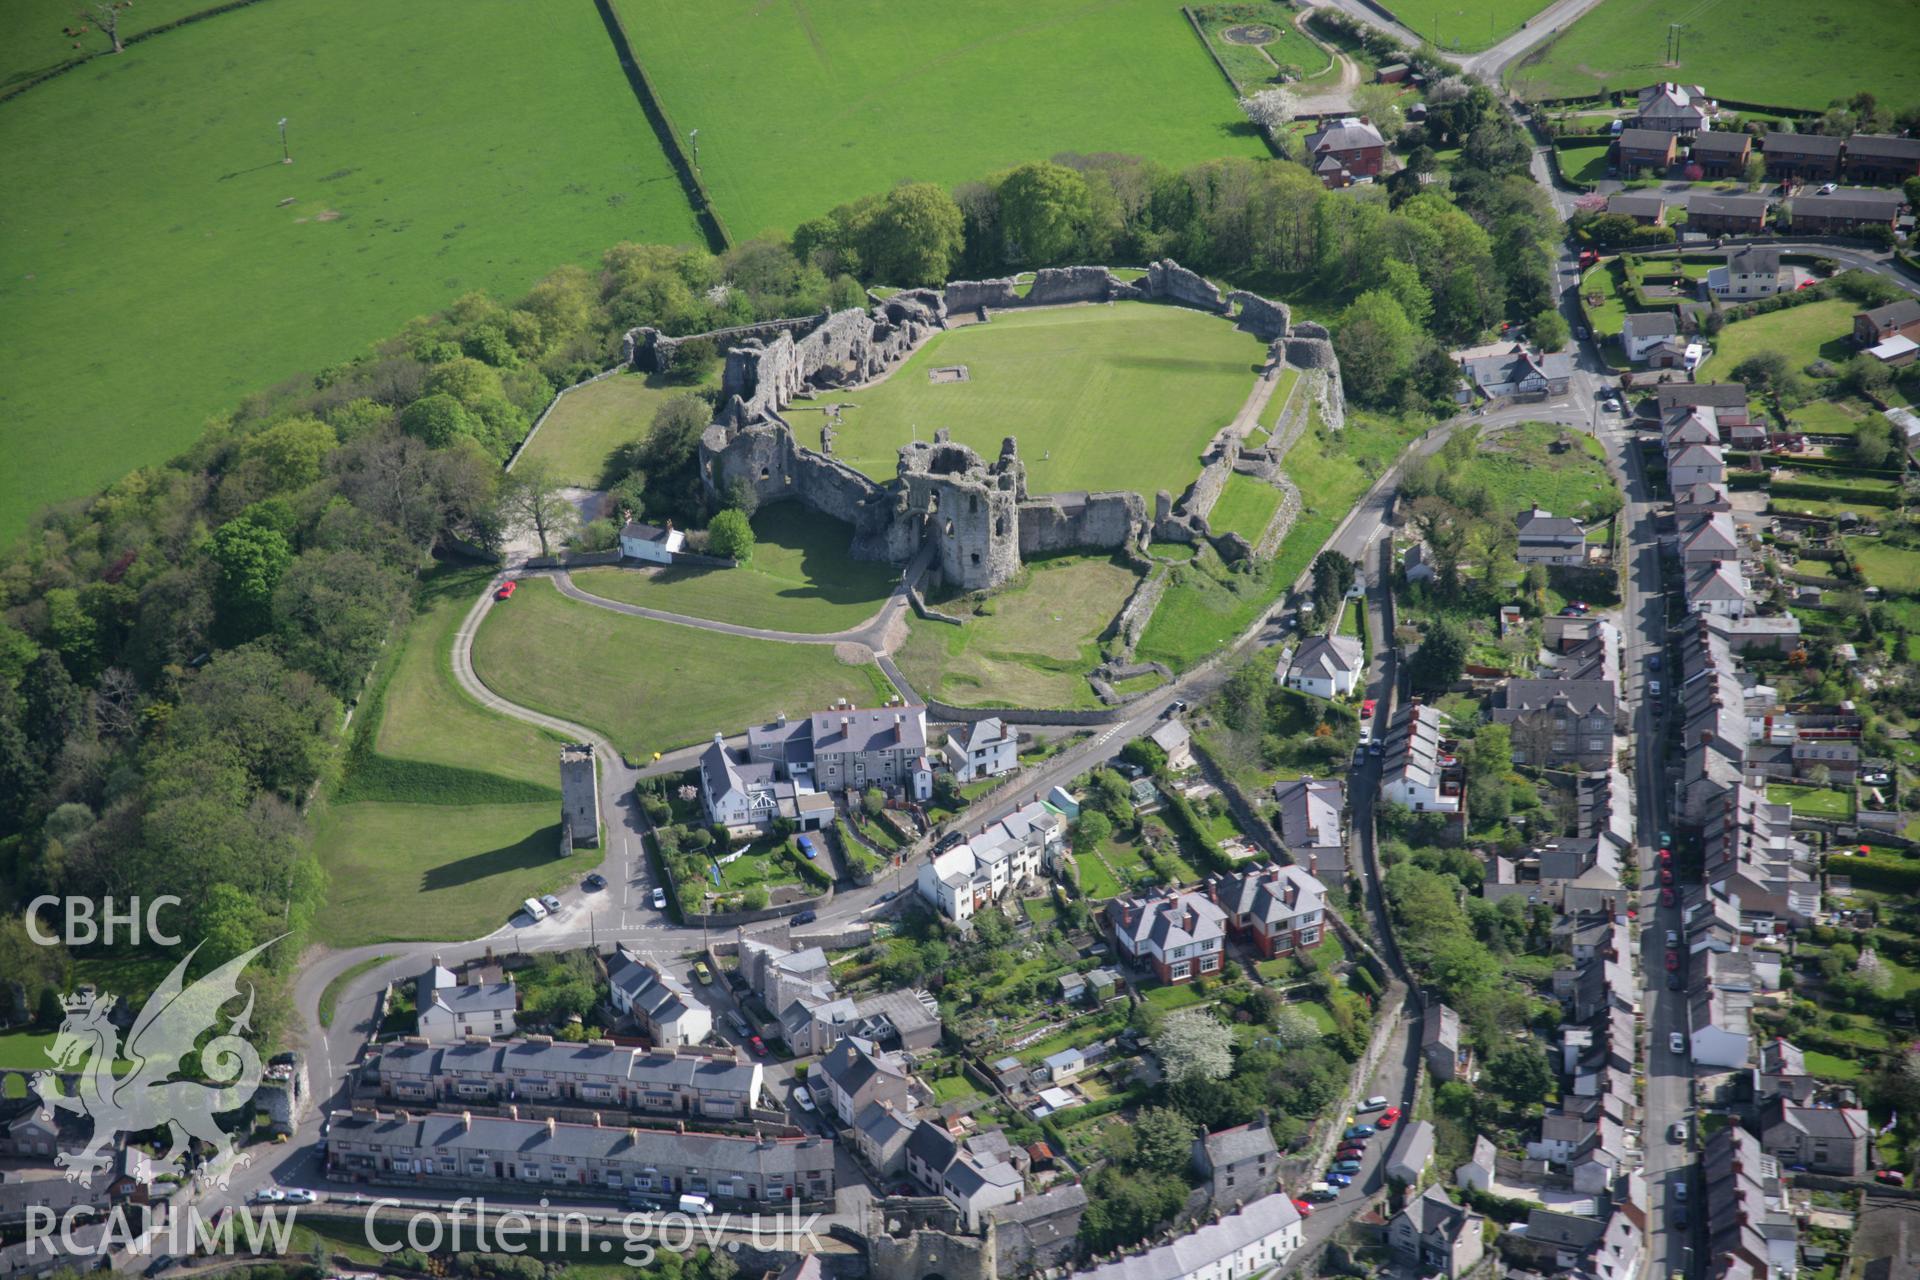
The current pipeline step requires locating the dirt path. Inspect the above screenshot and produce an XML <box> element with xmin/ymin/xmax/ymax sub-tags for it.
<box><xmin>1290</xmin><ymin>8</ymin><xmax>1360</xmax><ymax>116</ymax></box>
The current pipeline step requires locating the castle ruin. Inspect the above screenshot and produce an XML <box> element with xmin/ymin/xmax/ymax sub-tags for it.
<box><xmin>665</xmin><ymin>260</ymin><xmax>1343</xmax><ymax>594</ymax></box>
<box><xmin>559</xmin><ymin>743</ymin><xmax>599</xmax><ymax>849</ymax></box>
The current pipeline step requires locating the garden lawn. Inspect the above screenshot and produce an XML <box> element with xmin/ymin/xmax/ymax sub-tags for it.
<box><xmin>470</xmin><ymin>578</ymin><xmax>886</xmax><ymax>760</ymax></box>
<box><xmin>310</xmin><ymin>800</ymin><xmax>580</xmax><ymax>947</ymax></box>
<box><xmin>1803</xmin><ymin>1050</ymin><xmax>1862</xmax><ymax>1081</ymax></box>
<box><xmin>714</xmin><ymin>841</ymin><xmax>806</xmax><ymax>893</ymax></box>
<box><xmin>1767</xmin><ymin>783</ymin><xmax>1855</xmax><ymax>820</ymax></box>
<box><xmin>1709</xmin><ymin>299</ymin><xmax>1859</xmax><ymax>373</ymax></box>
<box><xmin>1506</xmin><ymin>0</ymin><xmax>1920</xmax><ymax>109</ymax></box>
<box><xmin>895</xmin><ymin>554</ymin><xmax>1143</xmax><ymax>709</ymax></box>
<box><xmin>610</xmin><ymin>0</ymin><xmax>1266</xmax><ymax>237</ymax></box>
<box><xmin>1846</xmin><ymin>538</ymin><xmax>1920</xmax><ymax>596</ymax></box>
<box><xmin>822</xmin><ymin>304</ymin><xmax>1267</xmax><ymax>503</ymax></box>
<box><xmin>1557</xmin><ymin>142</ymin><xmax>1612</xmax><ymax>185</ymax></box>
<box><xmin>1194</xmin><ymin>9</ymin><xmax>1338</xmax><ymax>88</ymax></box>
<box><xmin>517</xmin><ymin>367</ymin><xmax>719</xmax><ymax>489</ymax></box>
<box><xmin>1579</xmin><ymin>261</ymin><xmax>1630</xmax><ymax>338</ymax></box>
<box><xmin>0</xmin><ymin>0</ymin><xmax>702</xmax><ymax>542</ymax></box>
<box><xmin>1208</xmin><ymin>474</ymin><xmax>1285</xmax><ymax>545</ymax></box>
<box><xmin>1457</xmin><ymin>422</ymin><xmax>1621</xmax><ymax>520</ymax></box>
<box><xmin>0</xmin><ymin>1031</ymin><xmax>54</xmax><ymax>1070</ymax></box>
<box><xmin>1790</xmin><ymin>398</ymin><xmax>1874</xmax><ymax>437</ymax></box>
<box><xmin>572</xmin><ymin>507</ymin><xmax>897</xmax><ymax>633</ymax></box>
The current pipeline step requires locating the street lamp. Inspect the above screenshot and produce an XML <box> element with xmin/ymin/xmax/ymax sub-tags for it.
<box><xmin>278</xmin><ymin>117</ymin><xmax>291</xmax><ymax>165</ymax></box>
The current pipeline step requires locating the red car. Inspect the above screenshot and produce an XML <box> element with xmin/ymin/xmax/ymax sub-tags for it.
<box><xmin>1659</xmin><ymin>867</ymin><xmax>1674</xmax><ymax>886</ymax></box>
<box><xmin>1657</xmin><ymin>848</ymin><xmax>1672</xmax><ymax>863</ymax></box>
<box><xmin>1336</xmin><ymin>1146</ymin><xmax>1366</xmax><ymax>1160</ymax></box>
<box><xmin>1661</xmin><ymin>887</ymin><xmax>1676</xmax><ymax>908</ymax></box>
<box><xmin>494</xmin><ymin>580</ymin><xmax>518</xmax><ymax>601</ymax></box>
<box><xmin>1362</xmin><ymin>699</ymin><xmax>1377</xmax><ymax>718</ymax></box>
<box><xmin>1292</xmin><ymin>1198</ymin><xmax>1314</xmax><ymax>1217</ymax></box>
<box><xmin>1877</xmin><ymin>1170</ymin><xmax>1907</xmax><ymax>1185</ymax></box>
<box><xmin>748</xmin><ymin>1035</ymin><xmax>767</xmax><ymax>1057</ymax></box>
<box><xmin>1664</xmin><ymin>950</ymin><xmax>1680</xmax><ymax>972</ymax></box>
<box><xmin>1379</xmin><ymin>1106</ymin><xmax>1401</xmax><ymax>1128</ymax></box>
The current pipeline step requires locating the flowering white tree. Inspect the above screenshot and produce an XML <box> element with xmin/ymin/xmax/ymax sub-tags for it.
<box><xmin>1271</xmin><ymin>1004</ymin><xmax>1323</xmax><ymax>1049</ymax></box>
<box><xmin>1858</xmin><ymin>947</ymin><xmax>1894</xmax><ymax>995</ymax></box>
<box><xmin>1155</xmin><ymin>1008</ymin><xmax>1235</xmax><ymax>1083</ymax></box>
<box><xmin>1238</xmin><ymin>87</ymin><xmax>1298</xmax><ymax>139</ymax></box>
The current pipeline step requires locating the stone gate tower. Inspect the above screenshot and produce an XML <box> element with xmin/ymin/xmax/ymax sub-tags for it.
<box><xmin>559</xmin><ymin>743</ymin><xmax>600</xmax><ymax>849</ymax></box>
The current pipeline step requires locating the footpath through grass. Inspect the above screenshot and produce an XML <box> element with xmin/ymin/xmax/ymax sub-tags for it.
<box><xmin>1507</xmin><ymin>0</ymin><xmax>1920</xmax><ymax>110</ymax></box>
<box><xmin>896</xmin><ymin>554</ymin><xmax>1143</xmax><ymax>709</ymax></box>
<box><xmin>571</xmin><ymin>506</ymin><xmax>897</xmax><ymax>634</ymax></box>
<box><xmin>0</xmin><ymin>0</ymin><xmax>702</xmax><ymax>541</ymax></box>
<box><xmin>610</xmin><ymin>0</ymin><xmax>1267</xmax><ymax>236</ymax></box>
<box><xmin>471</xmin><ymin>577</ymin><xmax>888</xmax><ymax>760</ymax></box>
<box><xmin>830</xmin><ymin>304</ymin><xmax>1266</xmax><ymax>504</ymax></box>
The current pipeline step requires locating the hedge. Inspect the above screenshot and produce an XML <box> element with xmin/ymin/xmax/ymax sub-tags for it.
<box><xmin>1728</xmin><ymin>470</ymin><xmax>1771</xmax><ymax>490</ymax></box>
<box><xmin>1770</xmin><ymin>478</ymin><xmax>1900</xmax><ymax>508</ymax></box>
<box><xmin>1160</xmin><ymin>791</ymin><xmax>1239</xmax><ymax>876</ymax></box>
<box><xmin>1839</xmin><ymin>857</ymin><xmax>1920</xmax><ymax>892</ymax></box>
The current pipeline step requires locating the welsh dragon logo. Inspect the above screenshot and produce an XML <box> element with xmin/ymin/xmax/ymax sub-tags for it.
<box><xmin>34</xmin><ymin>938</ymin><xmax>282</xmax><ymax>1188</ymax></box>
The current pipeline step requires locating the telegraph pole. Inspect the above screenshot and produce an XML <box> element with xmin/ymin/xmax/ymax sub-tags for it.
<box><xmin>278</xmin><ymin>117</ymin><xmax>291</xmax><ymax>164</ymax></box>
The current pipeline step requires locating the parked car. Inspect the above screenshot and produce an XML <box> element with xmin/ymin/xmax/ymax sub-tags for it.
<box><xmin>1377</xmin><ymin>1108</ymin><xmax>1400</xmax><ymax>1128</ymax></box>
<box><xmin>1659</xmin><ymin>867</ymin><xmax>1674</xmax><ymax>886</ymax></box>
<box><xmin>1324</xmin><ymin>1172</ymin><xmax>1353</xmax><ymax>1187</ymax></box>
<box><xmin>1330</xmin><ymin>1159</ymin><xmax>1362</xmax><ymax>1175</ymax></box>
<box><xmin>1669</xmin><ymin>1121</ymin><xmax>1687</xmax><ymax>1143</ymax></box>
<box><xmin>1674</xmin><ymin>1178</ymin><xmax>1688</xmax><ymax>1201</ymax></box>
<box><xmin>693</xmin><ymin>961</ymin><xmax>713</xmax><ymax>985</ymax></box>
<box><xmin>1361</xmin><ymin>700</ymin><xmax>1377</xmax><ymax>719</ymax></box>
<box><xmin>284</xmin><ymin>1189</ymin><xmax>318</xmax><ymax>1205</ymax></box>
<box><xmin>797</xmin><ymin>835</ymin><xmax>818</xmax><ymax>860</ymax></box>
<box><xmin>651</xmin><ymin>887</ymin><xmax>668</xmax><ymax>910</ymax></box>
<box><xmin>748</xmin><ymin>1035</ymin><xmax>767</xmax><ymax>1057</ymax></box>
<box><xmin>250</xmin><ymin>1189</ymin><xmax>285</xmax><ymax>1204</ymax></box>
<box><xmin>1664</xmin><ymin>950</ymin><xmax>1680</xmax><ymax>971</ymax></box>
<box><xmin>793</xmin><ymin>1085</ymin><xmax>816</xmax><ymax>1112</ymax></box>
<box><xmin>1648</xmin><ymin>653</ymin><xmax>1661</xmax><ymax>671</ymax></box>
<box><xmin>583</xmin><ymin>873</ymin><xmax>606</xmax><ymax>891</ymax></box>
<box><xmin>494</xmin><ymin>580</ymin><xmax>518</xmax><ymax>601</ymax></box>
<box><xmin>1661</xmin><ymin>887</ymin><xmax>1676</xmax><ymax>908</ymax></box>
<box><xmin>876</xmin><ymin>889</ymin><xmax>899</xmax><ymax>903</ymax></box>
<box><xmin>1666</xmin><ymin>972</ymin><xmax>1682</xmax><ymax>990</ymax></box>
<box><xmin>1307</xmin><ymin>1187</ymin><xmax>1340</xmax><ymax>1202</ymax></box>
<box><xmin>1343</xmin><ymin>1124</ymin><xmax>1375</xmax><ymax>1140</ymax></box>
<box><xmin>540</xmin><ymin>894</ymin><xmax>562</xmax><ymax>914</ymax></box>
<box><xmin>1292</xmin><ymin>1199</ymin><xmax>1314</xmax><ymax>1217</ymax></box>
<box><xmin>725</xmin><ymin>1011</ymin><xmax>751</xmax><ymax>1038</ymax></box>
<box><xmin>144</xmin><ymin>1258</ymin><xmax>174</xmax><ymax>1279</ymax></box>
<box><xmin>1876</xmin><ymin>1170</ymin><xmax>1907</xmax><ymax>1185</ymax></box>
<box><xmin>1669</xmin><ymin>1031</ymin><xmax>1686</xmax><ymax>1055</ymax></box>
<box><xmin>1665</xmin><ymin>930</ymin><xmax>1679</xmax><ymax>947</ymax></box>
<box><xmin>1358</xmin><ymin>1096</ymin><xmax>1388</xmax><ymax>1112</ymax></box>
<box><xmin>1649</xmin><ymin>679</ymin><xmax>1663</xmax><ymax>697</ymax></box>
<box><xmin>1336</xmin><ymin>1146</ymin><xmax>1367</xmax><ymax>1161</ymax></box>
<box><xmin>792</xmin><ymin>909</ymin><xmax>817</xmax><ymax>926</ymax></box>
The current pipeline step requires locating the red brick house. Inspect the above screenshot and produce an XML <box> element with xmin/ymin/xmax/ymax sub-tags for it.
<box><xmin>1304</xmin><ymin>117</ymin><xmax>1387</xmax><ymax>189</ymax></box>
<box><xmin>1689</xmin><ymin>130</ymin><xmax>1752</xmax><ymax>178</ymax></box>
<box><xmin>1105</xmin><ymin>890</ymin><xmax>1226</xmax><ymax>984</ymax></box>
<box><xmin>1206</xmin><ymin>865</ymin><xmax>1329</xmax><ymax>958</ymax></box>
<box><xmin>1616</xmin><ymin>128</ymin><xmax>1678</xmax><ymax>174</ymax></box>
<box><xmin>1842</xmin><ymin>134</ymin><xmax>1920</xmax><ymax>185</ymax></box>
<box><xmin>1854</xmin><ymin>299</ymin><xmax>1920</xmax><ymax>348</ymax></box>
<box><xmin>1785</xmin><ymin>188</ymin><xmax>1905</xmax><ymax>234</ymax></box>
<box><xmin>1762</xmin><ymin>131</ymin><xmax>1844</xmax><ymax>181</ymax></box>
<box><xmin>1685</xmin><ymin>191</ymin><xmax>1771</xmax><ymax>235</ymax></box>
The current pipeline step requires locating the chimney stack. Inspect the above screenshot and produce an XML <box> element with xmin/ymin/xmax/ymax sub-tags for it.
<box><xmin>461</xmin><ymin>1110</ymin><xmax>472</xmax><ymax>1132</ymax></box>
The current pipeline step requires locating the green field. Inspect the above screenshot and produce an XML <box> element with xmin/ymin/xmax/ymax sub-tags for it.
<box><xmin>0</xmin><ymin>0</ymin><xmax>702</xmax><ymax>541</ymax></box>
<box><xmin>470</xmin><ymin>578</ymin><xmax>886</xmax><ymax>760</ymax></box>
<box><xmin>1507</xmin><ymin>0</ymin><xmax>1920</xmax><ymax>111</ymax></box>
<box><xmin>1846</xmin><ymin>538</ymin><xmax>1920</xmax><ymax>596</ymax></box>
<box><xmin>1</xmin><ymin>0</ymin><xmax>208</xmax><ymax>89</ymax></box>
<box><xmin>572</xmin><ymin>506</ymin><xmax>897</xmax><ymax>633</ymax></box>
<box><xmin>517</xmin><ymin>367</ymin><xmax>719</xmax><ymax>489</ymax></box>
<box><xmin>896</xmin><ymin>554</ymin><xmax>1143</xmax><ymax>709</ymax></box>
<box><xmin>1456</xmin><ymin>423</ymin><xmax>1620</xmax><ymax>520</ymax></box>
<box><xmin>610</xmin><ymin>0</ymin><xmax>1266</xmax><ymax>238</ymax></box>
<box><xmin>829</xmin><ymin>305</ymin><xmax>1264</xmax><ymax>502</ymax></box>
<box><xmin>1208</xmin><ymin>473</ymin><xmax>1285</xmax><ymax>544</ymax></box>
<box><xmin>1407</xmin><ymin>0</ymin><xmax>1563</xmax><ymax>53</ymax></box>
<box><xmin>1767</xmin><ymin>783</ymin><xmax>1855</xmax><ymax>820</ymax></box>
<box><xmin>1710</xmin><ymin>299</ymin><xmax>1859</xmax><ymax>375</ymax></box>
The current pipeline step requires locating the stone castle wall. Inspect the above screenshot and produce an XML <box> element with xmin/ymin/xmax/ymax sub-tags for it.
<box><xmin>693</xmin><ymin>261</ymin><xmax>1345</xmax><ymax>592</ymax></box>
<box><xmin>623</xmin><ymin>315</ymin><xmax>824</xmax><ymax>375</ymax></box>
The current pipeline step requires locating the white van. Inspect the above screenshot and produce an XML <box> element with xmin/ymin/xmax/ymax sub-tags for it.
<box><xmin>677</xmin><ymin>1194</ymin><xmax>714</xmax><ymax>1216</ymax></box>
<box><xmin>522</xmin><ymin>897</ymin><xmax>548</xmax><ymax>922</ymax></box>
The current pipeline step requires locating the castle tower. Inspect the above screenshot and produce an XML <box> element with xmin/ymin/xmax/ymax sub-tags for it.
<box><xmin>559</xmin><ymin>743</ymin><xmax>600</xmax><ymax>849</ymax></box>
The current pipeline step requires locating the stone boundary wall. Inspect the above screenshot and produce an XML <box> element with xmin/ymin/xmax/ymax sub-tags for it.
<box><xmin>0</xmin><ymin>0</ymin><xmax>287</xmax><ymax>105</ymax></box>
<box><xmin>922</xmin><ymin>697</ymin><xmax>1130</xmax><ymax>727</ymax></box>
<box><xmin>1111</xmin><ymin>565</ymin><xmax>1171</xmax><ymax>661</ymax></box>
<box><xmin>622</xmin><ymin>315</ymin><xmax>824</xmax><ymax>374</ymax></box>
<box><xmin>677</xmin><ymin>883</ymin><xmax>834</xmax><ymax>930</ymax></box>
<box><xmin>504</xmin><ymin>364</ymin><xmax>623</xmax><ymax>473</ymax></box>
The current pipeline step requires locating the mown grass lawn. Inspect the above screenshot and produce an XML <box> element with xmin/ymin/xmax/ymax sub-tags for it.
<box><xmin>826</xmin><ymin>304</ymin><xmax>1267</xmax><ymax>504</ymax></box>
<box><xmin>0</xmin><ymin>0</ymin><xmax>702</xmax><ymax>542</ymax></box>
<box><xmin>311</xmin><ymin>800</ymin><xmax>581</xmax><ymax>947</ymax></box>
<box><xmin>896</xmin><ymin>554</ymin><xmax>1142</xmax><ymax>709</ymax></box>
<box><xmin>1558</xmin><ymin>142</ymin><xmax>1612</xmax><ymax>185</ymax></box>
<box><xmin>1208</xmin><ymin>474</ymin><xmax>1285</xmax><ymax>544</ymax></box>
<box><xmin>518</xmin><ymin>366</ymin><xmax>720</xmax><ymax>489</ymax></box>
<box><xmin>1767</xmin><ymin>782</ymin><xmax>1855</xmax><ymax>820</ymax></box>
<box><xmin>470</xmin><ymin>578</ymin><xmax>886</xmax><ymax>760</ymax></box>
<box><xmin>0</xmin><ymin>1031</ymin><xmax>54</xmax><ymax>1071</ymax></box>
<box><xmin>1506</xmin><ymin>0</ymin><xmax>1920</xmax><ymax>109</ymax></box>
<box><xmin>1789</xmin><ymin>398</ymin><xmax>1876</xmax><ymax>438</ymax></box>
<box><xmin>610</xmin><ymin>0</ymin><xmax>1266</xmax><ymax>237</ymax></box>
<box><xmin>1710</xmin><ymin>299</ymin><xmax>1859</xmax><ymax>374</ymax></box>
<box><xmin>1846</xmin><ymin>538</ymin><xmax>1920</xmax><ymax>595</ymax></box>
<box><xmin>572</xmin><ymin>506</ymin><xmax>897</xmax><ymax>634</ymax></box>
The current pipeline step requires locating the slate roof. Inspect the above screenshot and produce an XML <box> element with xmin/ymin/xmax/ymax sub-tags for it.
<box><xmin>1655</xmin><ymin>382</ymin><xmax>1748</xmax><ymax>411</ymax></box>
<box><xmin>809</xmin><ymin>705</ymin><xmax>928</xmax><ymax>754</ymax></box>
<box><xmin>1618</xmin><ymin>128</ymin><xmax>1677</xmax><ymax>152</ymax></box>
<box><xmin>1496</xmin><ymin>678</ymin><xmax>1617</xmax><ymax>719</ymax></box>
<box><xmin>1789</xmin><ymin>189</ymin><xmax>1906</xmax><ymax>221</ymax></box>
<box><xmin>1274</xmin><ymin>777</ymin><xmax>1344</xmax><ymax>850</ymax></box>
<box><xmin>1622</xmin><ymin>310</ymin><xmax>1679</xmax><ymax>339</ymax></box>
<box><xmin>1306</xmin><ymin>119</ymin><xmax>1386</xmax><ymax>153</ymax></box>
<box><xmin>1846</xmin><ymin>133</ymin><xmax>1920</xmax><ymax>162</ymax></box>
<box><xmin>1691</xmin><ymin>130</ymin><xmax>1752</xmax><ymax>156</ymax></box>
<box><xmin>1764</xmin><ymin>130</ymin><xmax>1845</xmax><ymax>157</ymax></box>
<box><xmin>1727</xmin><ymin>246</ymin><xmax>1781</xmax><ymax>275</ymax></box>
<box><xmin>1288</xmin><ymin>634</ymin><xmax>1364</xmax><ymax>683</ymax></box>
<box><xmin>380</xmin><ymin>1039</ymin><xmax>758</xmax><ymax>1093</ymax></box>
<box><xmin>1606</xmin><ymin>192</ymin><xmax>1666</xmax><ymax>218</ymax></box>
<box><xmin>1687</xmin><ymin>192</ymin><xmax>1771</xmax><ymax>219</ymax></box>
<box><xmin>1107</xmin><ymin>890</ymin><xmax>1227</xmax><ymax>952</ymax></box>
<box><xmin>620</xmin><ymin>520</ymin><xmax>674</xmax><ymax>543</ymax></box>
<box><xmin>1517</xmin><ymin>506</ymin><xmax>1585</xmax><ymax>542</ymax></box>
<box><xmin>1208</xmin><ymin>864</ymin><xmax>1328</xmax><ymax>929</ymax></box>
<box><xmin>1072</xmin><ymin>1192</ymin><xmax>1301</xmax><ymax>1280</ymax></box>
<box><xmin>1200</xmin><ymin>1118</ymin><xmax>1279</xmax><ymax>1170</ymax></box>
<box><xmin>1863</xmin><ymin>299</ymin><xmax>1920</xmax><ymax>331</ymax></box>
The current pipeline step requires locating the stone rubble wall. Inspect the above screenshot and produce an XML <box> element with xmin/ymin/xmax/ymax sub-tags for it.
<box><xmin>623</xmin><ymin>315</ymin><xmax>824</xmax><ymax>375</ymax></box>
<box><xmin>1016</xmin><ymin>489</ymin><xmax>1146</xmax><ymax>559</ymax></box>
<box><xmin>1226</xmin><ymin>290</ymin><xmax>1292</xmax><ymax>340</ymax></box>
